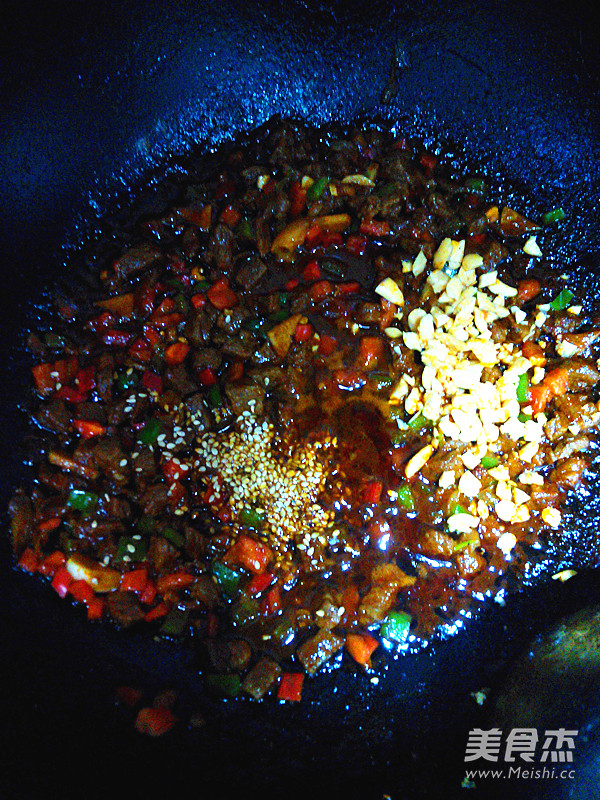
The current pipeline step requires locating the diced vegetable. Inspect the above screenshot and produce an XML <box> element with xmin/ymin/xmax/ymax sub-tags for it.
<box><xmin>516</xmin><ymin>373</ymin><xmax>529</xmax><ymax>403</ymax></box>
<box><xmin>543</xmin><ymin>207</ymin><xmax>566</xmax><ymax>225</ymax></box>
<box><xmin>138</xmin><ymin>418</ymin><xmax>163</xmax><ymax>445</ymax></box>
<box><xmin>65</xmin><ymin>554</ymin><xmax>121</xmax><ymax>593</ymax></box>
<box><xmin>380</xmin><ymin>610</ymin><xmax>411</xmax><ymax>643</ymax></box>
<box><xmin>397</xmin><ymin>485</ymin><xmax>415</xmax><ymax>511</ymax></box>
<box><xmin>212</xmin><ymin>562</ymin><xmax>241</xmax><ymax>598</ymax></box>
<box><xmin>345</xmin><ymin>633</ymin><xmax>379</xmax><ymax>666</ymax></box>
<box><xmin>550</xmin><ymin>289</ymin><xmax>574</xmax><ymax>311</ymax></box>
<box><xmin>67</xmin><ymin>489</ymin><xmax>98</xmax><ymax>512</ymax></box>
<box><xmin>205</xmin><ymin>674</ymin><xmax>242</xmax><ymax>698</ymax></box>
<box><xmin>277</xmin><ymin>672</ymin><xmax>304</xmax><ymax>702</ymax></box>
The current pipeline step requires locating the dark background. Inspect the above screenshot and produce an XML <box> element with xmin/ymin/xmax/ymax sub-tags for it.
<box><xmin>2</xmin><ymin>1</ymin><xmax>600</xmax><ymax>798</ymax></box>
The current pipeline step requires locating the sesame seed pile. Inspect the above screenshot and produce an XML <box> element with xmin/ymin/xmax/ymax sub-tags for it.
<box><xmin>195</xmin><ymin>411</ymin><xmax>336</xmax><ymax>567</ymax></box>
<box><xmin>377</xmin><ymin>234</ymin><xmax>587</xmax><ymax>549</ymax></box>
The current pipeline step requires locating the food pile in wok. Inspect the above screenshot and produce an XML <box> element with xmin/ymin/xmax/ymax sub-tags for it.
<box><xmin>10</xmin><ymin>119</ymin><xmax>600</xmax><ymax>702</ymax></box>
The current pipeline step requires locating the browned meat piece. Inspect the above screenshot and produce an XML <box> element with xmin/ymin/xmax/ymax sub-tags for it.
<box><xmin>545</xmin><ymin>396</ymin><xmax>600</xmax><ymax>441</ymax></box>
<box><xmin>416</xmin><ymin>527</ymin><xmax>456</xmax><ymax>559</ymax></box>
<box><xmin>185</xmin><ymin>308</ymin><xmax>213</xmax><ymax>347</ymax></box>
<box><xmin>562</xmin><ymin>359</ymin><xmax>600</xmax><ymax>391</ymax></box>
<box><xmin>191</xmin><ymin>347</ymin><xmax>222</xmax><ymax>373</ymax></box>
<box><xmin>216</xmin><ymin>306</ymin><xmax>251</xmax><ymax>334</ymax></box>
<box><xmin>213</xmin><ymin>329</ymin><xmax>256</xmax><ymax>359</ymax></box>
<box><xmin>250</xmin><ymin>341</ymin><xmax>278</xmax><ymax>365</ymax></box>
<box><xmin>235</xmin><ymin>255</ymin><xmax>267</xmax><ymax>290</ymax></box>
<box><xmin>183</xmin><ymin>393</ymin><xmax>212</xmax><ymax>430</ymax></box>
<box><xmin>529</xmin><ymin>482</ymin><xmax>562</xmax><ymax>509</ymax></box>
<box><xmin>189</xmin><ymin>573</ymin><xmax>219</xmax><ymax>608</ymax></box>
<box><xmin>105</xmin><ymin>591</ymin><xmax>145</xmax><ymax>628</ymax></box>
<box><xmin>140</xmin><ymin>483</ymin><xmax>170</xmax><ymax>516</ymax></box>
<box><xmin>9</xmin><ymin>490</ymin><xmax>34</xmax><ymax>554</ymax></box>
<box><xmin>132</xmin><ymin>449</ymin><xmax>157</xmax><ymax>483</ymax></box>
<box><xmin>206</xmin><ymin>639</ymin><xmax>252</xmax><ymax>673</ymax></box>
<box><xmin>48</xmin><ymin>450</ymin><xmax>99</xmax><ymax>481</ymax></box>
<box><xmin>553</xmin><ymin>433</ymin><xmax>591</xmax><ymax>460</ymax></box>
<box><xmin>558</xmin><ymin>331</ymin><xmax>600</xmax><ymax>358</ymax></box>
<box><xmin>242</xmin><ymin>658</ymin><xmax>282</xmax><ymax>700</ymax></box>
<box><xmin>297</xmin><ymin>629</ymin><xmax>344</xmax><ymax>675</ymax></box>
<box><xmin>224</xmin><ymin>381</ymin><xmax>265</xmax><ymax>416</ymax></box>
<box><xmin>92</xmin><ymin>438</ymin><xmax>130</xmax><ymax>486</ymax></box>
<box><xmin>551</xmin><ymin>456</ymin><xmax>588</xmax><ymax>488</ymax></box>
<box><xmin>147</xmin><ymin>535</ymin><xmax>179</xmax><ymax>573</ymax></box>
<box><xmin>358</xmin><ymin>563</ymin><xmax>416</xmax><ymax>625</ymax></box>
<box><xmin>454</xmin><ymin>546</ymin><xmax>485</xmax><ymax>578</ymax></box>
<box><xmin>105</xmin><ymin>496</ymin><xmax>132</xmax><ymax>519</ymax></box>
<box><xmin>95</xmin><ymin>352</ymin><xmax>115</xmax><ymax>401</ymax></box>
<box><xmin>206</xmin><ymin>222</ymin><xmax>235</xmax><ymax>275</ymax></box>
<box><xmin>33</xmin><ymin>398</ymin><xmax>70</xmax><ymax>434</ymax></box>
<box><xmin>165</xmin><ymin>364</ymin><xmax>197</xmax><ymax>397</ymax></box>
<box><xmin>354</xmin><ymin>301</ymin><xmax>382</xmax><ymax>326</ymax></box>
<box><xmin>113</xmin><ymin>242</ymin><xmax>162</xmax><ymax>281</ymax></box>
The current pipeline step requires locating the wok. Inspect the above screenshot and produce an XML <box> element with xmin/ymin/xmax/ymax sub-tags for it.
<box><xmin>2</xmin><ymin>1</ymin><xmax>600</xmax><ymax>798</ymax></box>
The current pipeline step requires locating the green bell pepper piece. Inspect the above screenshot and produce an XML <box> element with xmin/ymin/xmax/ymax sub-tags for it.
<box><xmin>67</xmin><ymin>489</ymin><xmax>98</xmax><ymax>512</ymax></box>
<box><xmin>138</xmin><ymin>418</ymin><xmax>163</xmax><ymax>445</ymax></box>
<box><xmin>212</xmin><ymin>562</ymin><xmax>241</xmax><ymax>599</ymax></box>
<box><xmin>550</xmin><ymin>288</ymin><xmax>574</xmax><ymax>311</ymax></box>
<box><xmin>205</xmin><ymin>673</ymin><xmax>242</xmax><ymax>697</ymax></box>
<box><xmin>380</xmin><ymin>610</ymin><xmax>411</xmax><ymax>643</ymax></box>
<box><xmin>306</xmin><ymin>176</ymin><xmax>329</xmax><ymax>201</ymax></box>
<box><xmin>516</xmin><ymin>373</ymin><xmax>529</xmax><ymax>403</ymax></box>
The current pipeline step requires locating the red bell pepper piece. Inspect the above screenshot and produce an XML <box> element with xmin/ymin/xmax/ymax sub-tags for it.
<box><xmin>246</xmin><ymin>572</ymin><xmax>275</xmax><ymax>595</ymax></box>
<box><xmin>102</xmin><ymin>330</ymin><xmax>133</xmax><ymax>347</ymax></box>
<box><xmin>363</xmin><ymin>480</ymin><xmax>383</xmax><ymax>504</ymax></box>
<box><xmin>359</xmin><ymin>219</ymin><xmax>390</xmax><ymax>237</ymax></box>
<box><xmin>141</xmin><ymin>370</ymin><xmax>163</xmax><ymax>394</ymax></box>
<box><xmin>419</xmin><ymin>151</ymin><xmax>437</xmax><ymax>175</ymax></box>
<box><xmin>152</xmin><ymin>312</ymin><xmax>185</xmax><ymax>329</ymax></box>
<box><xmin>294</xmin><ymin>322</ymin><xmax>313</xmax><ymax>343</ymax></box>
<box><xmin>51</xmin><ymin>565</ymin><xmax>74</xmax><ymax>598</ymax></box>
<box><xmin>224</xmin><ymin>535</ymin><xmax>272</xmax><ymax>575</ymax></box>
<box><xmin>304</xmin><ymin>224</ymin><xmax>323</xmax><ymax>250</ymax></box>
<box><xmin>289</xmin><ymin>181</ymin><xmax>307</xmax><ymax>217</ymax></box>
<box><xmin>145</xmin><ymin>602</ymin><xmax>170</xmax><ymax>622</ymax></box>
<box><xmin>38</xmin><ymin>550</ymin><xmax>66</xmax><ymax>577</ymax></box>
<box><xmin>346</xmin><ymin>633</ymin><xmax>379</xmax><ymax>666</ymax></box>
<box><xmin>135</xmin><ymin>706</ymin><xmax>177</xmax><ymax>737</ymax></box>
<box><xmin>302</xmin><ymin>260</ymin><xmax>322</xmax><ymax>282</ymax></box>
<box><xmin>260</xmin><ymin>586</ymin><xmax>282</xmax><ymax>616</ymax></box>
<box><xmin>128</xmin><ymin>337</ymin><xmax>153</xmax><ymax>363</ymax></box>
<box><xmin>207</xmin><ymin>278</ymin><xmax>238</xmax><ymax>310</ymax></box>
<box><xmin>357</xmin><ymin>336</ymin><xmax>385</xmax><ymax>370</ymax></box>
<box><xmin>69</xmin><ymin>579</ymin><xmax>96</xmax><ymax>606</ymax></box>
<box><xmin>140</xmin><ymin>579</ymin><xmax>157</xmax><ymax>606</ymax></box>
<box><xmin>190</xmin><ymin>292</ymin><xmax>206</xmax><ymax>309</ymax></box>
<box><xmin>75</xmin><ymin>365</ymin><xmax>96</xmax><ymax>394</ymax></box>
<box><xmin>164</xmin><ymin>342</ymin><xmax>190</xmax><ymax>366</ymax></box>
<box><xmin>73</xmin><ymin>419</ymin><xmax>106</xmax><ymax>439</ymax></box>
<box><xmin>197</xmin><ymin>367</ymin><xmax>217</xmax><ymax>386</ymax></box>
<box><xmin>161</xmin><ymin>457</ymin><xmax>191</xmax><ymax>483</ymax></box>
<box><xmin>37</xmin><ymin>517</ymin><xmax>62</xmax><ymax>534</ymax></box>
<box><xmin>317</xmin><ymin>334</ymin><xmax>337</xmax><ymax>356</ymax></box>
<box><xmin>156</xmin><ymin>572</ymin><xmax>195</xmax><ymax>594</ymax></box>
<box><xmin>278</xmin><ymin>672</ymin><xmax>304</xmax><ymax>702</ymax></box>
<box><xmin>337</xmin><ymin>281</ymin><xmax>361</xmax><ymax>294</ymax></box>
<box><xmin>346</xmin><ymin>233</ymin><xmax>368</xmax><ymax>256</ymax></box>
<box><xmin>285</xmin><ymin>277</ymin><xmax>300</xmax><ymax>291</ymax></box>
<box><xmin>319</xmin><ymin>232</ymin><xmax>343</xmax><ymax>248</ymax></box>
<box><xmin>120</xmin><ymin>568</ymin><xmax>149</xmax><ymax>595</ymax></box>
<box><xmin>86</xmin><ymin>596</ymin><xmax>104</xmax><ymax>620</ymax></box>
<box><xmin>220</xmin><ymin>205</ymin><xmax>241</xmax><ymax>227</ymax></box>
<box><xmin>310</xmin><ymin>280</ymin><xmax>334</xmax><ymax>302</ymax></box>
<box><xmin>55</xmin><ymin>386</ymin><xmax>87</xmax><ymax>403</ymax></box>
<box><xmin>17</xmin><ymin>548</ymin><xmax>40</xmax><ymax>573</ymax></box>
<box><xmin>116</xmin><ymin>685</ymin><xmax>144</xmax><ymax>707</ymax></box>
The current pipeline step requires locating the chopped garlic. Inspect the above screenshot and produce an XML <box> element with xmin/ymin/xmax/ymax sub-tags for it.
<box><xmin>405</xmin><ymin>444</ymin><xmax>435</xmax><ymax>479</ymax></box>
<box><xmin>375</xmin><ymin>277</ymin><xmax>404</xmax><ymax>306</ymax></box>
<box><xmin>447</xmin><ymin>512</ymin><xmax>480</xmax><ymax>533</ymax></box>
<box><xmin>523</xmin><ymin>236</ymin><xmax>542</xmax><ymax>257</ymax></box>
<box><xmin>541</xmin><ymin>508</ymin><xmax>562</xmax><ymax>528</ymax></box>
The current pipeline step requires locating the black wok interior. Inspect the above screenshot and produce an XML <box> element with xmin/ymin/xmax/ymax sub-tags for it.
<box><xmin>2</xmin><ymin>1</ymin><xmax>600</xmax><ymax>798</ymax></box>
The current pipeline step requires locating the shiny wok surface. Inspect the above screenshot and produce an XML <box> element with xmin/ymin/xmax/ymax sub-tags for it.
<box><xmin>2</xmin><ymin>1</ymin><xmax>600</xmax><ymax>798</ymax></box>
